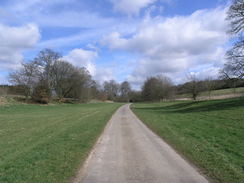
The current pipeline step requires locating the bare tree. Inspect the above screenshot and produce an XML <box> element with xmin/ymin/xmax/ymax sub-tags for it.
<box><xmin>72</xmin><ymin>68</ymin><xmax>93</xmax><ymax>102</ymax></box>
<box><xmin>9</xmin><ymin>62</ymin><xmax>39</xmax><ymax>99</ymax></box>
<box><xmin>103</xmin><ymin>80</ymin><xmax>119</xmax><ymax>101</ymax></box>
<box><xmin>185</xmin><ymin>74</ymin><xmax>202</xmax><ymax>100</ymax></box>
<box><xmin>227</xmin><ymin>0</ymin><xmax>244</xmax><ymax>35</ymax></box>
<box><xmin>120</xmin><ymin>81</ymin><xmax>131</xmax><ymax>102</ymax></box>
<box><xmin>86</xmin><ymin>80</ymin><xmax>100</xmax><ymax>100</ymax></box>
<box><xmin>56</xmin><ymin>66</ymin><xmax>93</xmax><ymax>102</ymax></box>
<box><xmin>222</xmin><ymin>0</ymin><xmax>244</xmax><ymax>79</ymax></box>
<box><xmin>223</xmin><ymin>40</ymin><xmax>244</xmax><ymax>79</ymax></box>
<box><xmin>51</xmin><ymin>60</ymin><xmax>77</xmax><ymax>99</ymax></box>
<box><xmin>203</xmin><ymin>77</ymin><xmax>216</xmax><ymax>99</ymax></box>
<box><xmin>157</xmin><ymin>75</ymin><xmax>174</xmax><ymax>100</ymax></box>
<box><xmin>142</xmin><ymin>77</ymin><xmax>160</xmax><ymax>101</ymax></box>
<box><xmin>34</xmin><ymin>48</ymin><xmax>62</xmax><ymax>90</ymax></box>
<box><xmin>141</xmin><ymin>75</ymin><xmax>173</xmax><ymax>101</ymax></box>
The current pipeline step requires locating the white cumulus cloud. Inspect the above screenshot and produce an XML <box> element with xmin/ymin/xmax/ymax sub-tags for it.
<box><xmin>63</xmin><ymin>48</ymin><xmax>116</xmax><ymax>84</ymax></box>
<box><xmin>0</xmin><ymin>23</ymin><xmax>40</xmax><ymax>71</ymax></box>
<box><xmin>109</xmin><ymin>0</ymin><xmax>157</xmax><ymax>15</ymax></box>
<box><xmin>102</xmin><ymin>7</ymin><xmax>229</xmax><ymax>86</ymax></box>
<box><xmin>63</xmin><ymin>48</ymin><xmax>97</xmax><ymax>76</ymax></box>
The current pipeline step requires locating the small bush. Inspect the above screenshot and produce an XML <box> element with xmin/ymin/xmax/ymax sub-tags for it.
<box><xmin>32</xmin><ymin>82</ymin><xmax>51</xmax><ymax>104</ymax></box>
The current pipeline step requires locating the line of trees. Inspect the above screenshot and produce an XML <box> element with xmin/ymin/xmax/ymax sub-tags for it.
<box><xmin>8</xmin><ymin>49</ymin><xmax>135</xmax><ymax>103</ymax></box>
<box><xmin>101</xmin><ymin>74</ymin><xmax>244</xmax><ymax>103</ymax></box>
<box><xmin>140</xmin><ymin>75</ymin><xmax>244</xmax><ymax>102</ymax></box>
<box><xmin>9</xmin><ymin>49</ymin><xmax>96</xmax><ymax>103</ymax></box>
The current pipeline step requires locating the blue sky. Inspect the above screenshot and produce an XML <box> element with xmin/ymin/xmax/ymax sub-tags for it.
<box><xmin>0</xmin><ymin>0</ymin><xmax>230</xmax><ymax>88</ymax></box>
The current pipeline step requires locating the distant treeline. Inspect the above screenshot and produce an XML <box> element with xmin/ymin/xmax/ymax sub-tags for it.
<box><xmin>1</xmin><ymin>77</ymin><xmax>244</xmax><ymax>103</ymax></box>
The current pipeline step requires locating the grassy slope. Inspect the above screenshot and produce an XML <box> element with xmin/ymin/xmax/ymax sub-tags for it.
<box><xmin>176</xmin><ymin>87</ymin><xmax>244</xmax><ymax>98</ymax></box>
<box><xmin>200</xmin><ymin>87</ymin><xmax>244</xmax><ymax>97</ymax></box>
<box><xmin>0</xmin><ymin>103</ymin><xmax>122</xmax><ymax>183</ymax></box>
<box><xmin>132</xmin><ymin>98</ymin><xmax>244</xmax><ymax>183</ymax></box>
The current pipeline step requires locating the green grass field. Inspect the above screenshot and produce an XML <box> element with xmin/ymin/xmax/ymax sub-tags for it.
<box><xmin>132</xmin><ymin>98</ymin><xmax>244</xmax><ymax>183</ymax></box>
<box><xmin>0</xmin><ymin>103</ymin><xmax>122</xmax><ymax>183</ymax></box>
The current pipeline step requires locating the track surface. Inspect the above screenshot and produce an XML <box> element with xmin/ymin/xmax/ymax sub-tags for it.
<box><xmin>73</xmin><ymin>104</ymin><xmax>209</xmax><ymax>183</ymax></box>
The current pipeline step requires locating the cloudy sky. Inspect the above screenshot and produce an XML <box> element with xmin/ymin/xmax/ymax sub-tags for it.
<box><xmin>0</xmin><ymin>0</ymin><xmax>230</xmax><ymax>88</ymax></box>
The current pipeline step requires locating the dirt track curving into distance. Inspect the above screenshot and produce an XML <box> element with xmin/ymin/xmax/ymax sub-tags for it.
<box><xmin>73</xmin><ymin>104</ymin><xmax>210</xmax><ymax>183</ymax></box>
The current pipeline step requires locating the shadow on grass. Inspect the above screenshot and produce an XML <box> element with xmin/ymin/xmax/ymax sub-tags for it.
<box><xmin>134</xmin><ymin>98</ymin><xmax>244</xmax><ymax>113</ymax></box>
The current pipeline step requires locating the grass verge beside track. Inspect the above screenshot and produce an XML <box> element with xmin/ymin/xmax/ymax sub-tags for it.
<box><xmin>0</xmin><ymin>103</ymin><xmax>122</xmax><ymax>183</ymax></box>
<box><xmin>132</xmin><ymin>98</ymin><xmax>244</xmax><ymax>183</ymax></box>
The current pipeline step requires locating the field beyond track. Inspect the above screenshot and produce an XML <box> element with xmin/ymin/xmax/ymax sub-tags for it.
<box><xmin>132</xmin><ymin>98</ymin><xmax>244</xmax><ymax>183</ymax></box>
<box><xmin>0</xmin><ymin>103</ymin><xmax>121</xmax><ymax>183</ymax></box>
